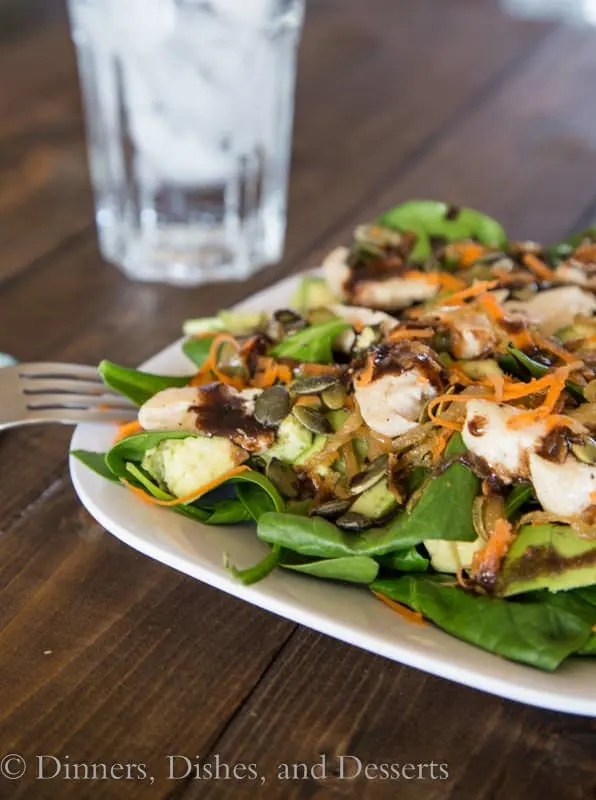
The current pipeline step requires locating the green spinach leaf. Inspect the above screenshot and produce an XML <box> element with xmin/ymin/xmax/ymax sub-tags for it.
<box><xmin>99</xmin><ymin>360</ymin><xmax>190</xmax><ymax>406</ymax></box>
<box><xmin>371</xmin><ymin>575</ymin><xmax>593</xmax><ymax>671</ymax></box>
<box><xmin>281</xmin><ymin>555</ymin><xmax>379</xmax><ymax>584</ymax></box>
<box><xmin>270</xmin><ymin>319</ymin><xmax>350</xmax><ymax>364</ymax></box>
<box><xmin>226</xmin><ymin>545</ymin><xmax>282</xmax><ymax>585</ymax></box>
<box><xmin>71</xmin><ymin>450</ymin><xmax>119</xmax><ymax>482</ymax></box>
<box><xmin>503</xmin><ymin>345</ymin><xmax>584</xmax><ymax>400</ymax></box>
<box><xmin>376</xmin><ymin>547</ymin><xmax>429</xmax><ymax>573</ymax></box>
<box><xmin>505</xmin><ymin>483</ymin><xmax>534</xmax><ymax>519</ymax></box>
<box><xmin>378</xmin><ymin>200</ymin><xmax>507</xmax><ymax>262</ymax></box>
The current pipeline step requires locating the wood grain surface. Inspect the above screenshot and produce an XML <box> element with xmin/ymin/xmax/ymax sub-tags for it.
<box><xmin>0</xmin><ymin>1</ymin><xmax>594</xmax><ymax>798</ymax></box>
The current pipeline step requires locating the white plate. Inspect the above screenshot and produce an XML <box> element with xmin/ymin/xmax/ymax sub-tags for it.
<box><xmin>70</xmin><ymin>273</ymin><xmax>596</xmax><ymax>717</ymax></box>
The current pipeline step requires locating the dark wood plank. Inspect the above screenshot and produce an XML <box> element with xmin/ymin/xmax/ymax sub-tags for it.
<box><xmin>184</xmin><ymin>630</ymin><xmax>596</xmax><ymax>800</ymax></box>
<box><xmin>0</xmin><ymin>482</ymin><xmax>294</xmax><ymax>800</ymax></box>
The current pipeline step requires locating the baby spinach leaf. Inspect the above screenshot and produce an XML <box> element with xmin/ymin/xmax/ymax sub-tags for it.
<box><xmin>371</xmin><ymin>575</ymin><xmax>593</xmax><ymax>670</ymax></box>
<box><xmin>381</xmin><ymin>433</ymin><xmax>480</xmax><ymax>549</ymax></box>
<box><xmin>270</xmin><ymin>319</ymin><xmax>350</xmax><ymax>364</ymax></box>
<box><xmin>99</xmin><ymin>360</ymin><xmax>189</xmax><ymax>406</ymax></box>
<box><xmin>226</xmin><ymin>545</ymin><xmax>281</xmax><ymax>585</ymax></box>
<box><xmin>231</xmin><ymin>471</ymin><xmax>285</xmax><ymax>514</ymax></box>
<box><xmin>125</xmin><ymin>462</ymin><xmax>171</xmax><ymax>498</ymax></box>
<box><xmin>182</xmin><ymin>335</ymin><xmax>217</xmax><ymax>368</ymax></box>
<box><xmin>281</xmin><ymin>555</ymin><xmax>379</xmax><ymax>584</ymax></box>
<box><xmin>71</xmin><ymin>450</ymin><xmax>119</xmax><ymax>482</ymax></box>
<box><xmin>199</xmin><ymin>499</ymin><xmax>253</xmax><ymax>525</ymax></box>
<box><xmin>376</xmin><ymin>547</ymin><xmax>429</xmax><ymax>573</ymax></box>
<box><xmin>378</xmin><ymin>200</ymin><xmax>507</xmax><ymax>262</ymax></box>
<box><xmin>105</xmin><ymin>431</ymin><xmax>196</xmax><ymax>478</ymax></box>
<box><xmin>505</xmin><ymin>483</ymin><xmax>534</xmax><ymax>520</ymax></box>
<box><xmin>236</xmin><ymin>482</ymin><xmax>279</xmax><ymax>521</ymax></box>
<box><xmin>578</xmin><ymin>636</ymin><xmax>596</xmax><ymax>656</ymax></box>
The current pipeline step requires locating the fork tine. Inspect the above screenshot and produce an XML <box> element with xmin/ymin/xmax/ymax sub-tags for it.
<box><xmin>26</xmin><ymin>394</ymin><xmax>135</xmax><ymax>410</ymax></box>
<box><xmin>18</xmin><ymin>363</ymin><xmax>101</xmax><ymax>380</ymax></box>
<box><xmin>20</xmin><ymin>378</ymin><xmax>129</xmax><ymax>398</ymax></box>
<box><xmin>28</xmin><ymin>408</ymin><xmax>137</xmax><ymax>424</ymax></box>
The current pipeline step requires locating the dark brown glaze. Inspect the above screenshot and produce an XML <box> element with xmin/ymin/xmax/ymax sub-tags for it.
<box><xmin>343</xmin><ymin>231</ymin><xmax>419</xmax><ymax>297</ymax></box>
<box><xmin>240</xmin><ymin>333</ymin><xmax>274</xmax><ymax>376</ymax></box>
<box><xmin>502</xmin><ymin>544</ymin><xmax>596</xmax><ymax>585</ymax></box>
<box><xmin>468</xmin><ymin>414</ymin><xmax>488</xmax><ymax>437</ymax></box>
<box><xmin>190</xmin><ymin>383</ymin><xmax>275</xmax><ymax>453</ymax></box>
<box><xmin>445</xmin><ymin>204</ymin><xmax>461</xmax><ymax>221</ymax></box>
<box><xmin>535</xmin><ymin>426</ymin><xmax>573</xmax><ymax>464</ymax></box>
<box><xmin>356</xmin><ymin>340</ymin><xmax>448</xmax><ymax>391</ymax></box>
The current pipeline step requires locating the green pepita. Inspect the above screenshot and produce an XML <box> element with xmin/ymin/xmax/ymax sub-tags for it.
<box><xmin>290</xmin><ymin>375</ymin><xmax>339</xmax><ymax>395</ymax></box>
<box><xmin>254</xmin><ymin>386</ymin><xmax>291</xmax><ymax>427</ymax></box>
<box><xmin>266</xmin><ymin>458</ymin><xmax>300</xmax><ymax>499</ymax></box>
<box><xmin>349</xmin><ymin>455</ymin><xmax>389</xmax><ymax>495</ymax></box>
<box><xmin>321</xmin><ymin>383</ymin><xmax>347</xmax><ymax>410</ymax></box>
<box><xmin>292</xmin><ymin>404</ymin><xmax>333</xmax><ymax>435</ymax></box>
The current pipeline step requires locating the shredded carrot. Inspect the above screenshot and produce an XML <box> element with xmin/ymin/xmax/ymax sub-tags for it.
<box><xmin>121</xmin><ymin>465</ymin><xmax>249</xmax><ymax>507</ymax></box>
<box><xmin>403</xmin><ymin>270</ymin><xmax>467</xmax><ymax>292</ymax></box>
<box><xmin>476</xmin><ymin>293</ymin><xmax>536</xmax><ymax>350</ymax></box>
<box><xmin>449</xmin><ymin>242</ymin><xmax>487</xmax><ymax>267</ymax></box>
<box><xmin>430</xmin><ymin>429</ymin><xmax>452</xmax><ymax>460</ymax></box>
<box><xmin>299</xmin><ymin>363</ymin><xmax>341</xmax><ymax>377</ymax></box>
<box><xmin>590</xmin><ymin>491</ymin><xmax>596</xmax><ymax>505</ymax></box>
<box><xmin>252</xmin><ymin>356</ymin><xmax>279</xmax><ymax>389</ymax></box>
<box><xmin>440</xmin><ymin>280</ymin><xmax>499</xmax><ymax>307</ymax></box>
<box><xmin>506</xmin><ymin>368</ymin><xmax>571</xmax><ymax>430</ymax></box>
<box><xmin>523</xmin><ymin>253</ymin><xmax>556</xmax><ymax>282</ymax></box>
<box><xmin>372</xmin><ymin>591</ymin><xmax>426</xmax><ymax>626</ymax></box>
<box><xmin>387</xmin><ymin>327</ymin><xmax>434</xmax><ymax>341</ymax></box>
<box><xmin>545</xmin><ymin>414</ymin><xmax>576</xmax><ymax>432</ymax></box>
<box><xmin>197</xmin><ymin>333</ymin><xmax>246</xmax><ymax>390</ymax></box>
<box><xmin>355</xmin><ymin>354</ymin><xmax>375</xmax><ymax>387</ymax></box>
<box><xmin>472</xmin><ymin>518</ymin><xmax>514</xmax><ymax>579</ymax></box>
<box><xmin>276</xmin><ymin>364</ymin><xmax>293</xmax><ymax>384</ymax></box>
<box><xmin>113</xmin><ymin>420</ymin><xmax>143</xmax><ymax>443</ymax></box>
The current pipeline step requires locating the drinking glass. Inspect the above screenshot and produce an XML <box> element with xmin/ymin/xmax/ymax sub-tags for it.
<box><xmin>67</xmin><ymin>0</ymin><xmax>305</xmax><ymax>285</ymax></box>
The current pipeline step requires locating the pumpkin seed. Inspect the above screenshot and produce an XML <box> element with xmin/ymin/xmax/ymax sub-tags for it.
<box><xmin>266</xmin><ymin>458</ymin><xmax>300</xmax><ymax>499</ymax></box>
<box><xmin>292</xmin><ymin>404</ymin><xmax>332</xmax><ymax>434</ymax></box>
<box><xmin>349</xmin><ymin>454</ymin><xmax>389</xmax><ymax>495</ymax></box>
<box><xmin>321</xmin><ymin>383</ymin><xmax>347</xmax><ymax>410</ymax></box>
<box><xmin>335</xmin><ymin>512</ymin><xmax>374</xmax><ymax>531</ymax></box>
<box><xmin>312</xmin><ymin>498</ymin><xmax>352</xmax><ymax>519</ymax></box>
<box><xmin>571</xmin><ymin>440</ymin><xmax>596</xmax><ymax>465</ymax></box>
<box><xmin>274</xmin><ymin>309</ymin><xmax>307</xmax><ymax>332</ymax></box>
<box><xmin>254</xmin><ymin>386</ymin><xmax>290</xmax><ymax>427</ymax></box>
<box><xmin>290</xmin><ymin>374</ymin><xmax>339</xmax><ymax>395</ymax></box>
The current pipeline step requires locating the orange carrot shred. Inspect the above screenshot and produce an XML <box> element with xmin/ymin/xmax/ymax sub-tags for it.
<box><xmin>113</xmin><ymin>420</ymin><xmax>143</xmax><ymax>443</ymax></box>
<box><xmin>471</xmin><ymin>518</ymin><xmax>514</xmax><ymax>579</ymax></box>
<box><xmin>522</xmin><ymin>253</ymin><xmax>556</xmax><ymax>282</ymax></box>
<box><xmin>121</xmin><ymin>465</ymin><xmax>249</xmax><ymax>507</ymax></box>
<box><xmin>450</xmin><ymin>242</ymin><xmax>487</xmax><ymax>267</ymax></box>
<box><xmin>387</xmin><ymin>327</ymin><xmax>434</xmax><ymax>341</ymax></box>
<box><xmin>440</xmin><ymin>280</ymin><xmax>500</xmax><ymax>307</ymax></box>
<box><xmin>373</xmin><ymin>591</ymin><xmax>426</xmax><ymax>626</ymax></box>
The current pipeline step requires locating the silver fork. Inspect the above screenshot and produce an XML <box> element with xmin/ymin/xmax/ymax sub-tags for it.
<box><xmin>0</xmin><ymin>363</ymin><xmax>137</xmax><ymax>431</ymax></box>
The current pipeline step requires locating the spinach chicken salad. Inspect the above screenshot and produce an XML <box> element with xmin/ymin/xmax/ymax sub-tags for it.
<box><xmin>74</xmin><ymin>200</ymin><xmax>596</xmax><ymax>672</ymax></box>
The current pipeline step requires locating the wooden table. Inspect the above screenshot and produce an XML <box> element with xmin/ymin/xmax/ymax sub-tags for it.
<box><xmin>1</xmin><ymin>1</ymin><xmax>595</xmax><ymax>797</ymax></box>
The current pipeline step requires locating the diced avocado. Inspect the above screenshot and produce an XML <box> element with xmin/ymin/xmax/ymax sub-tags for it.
<box><xmin>182</xmin><ymin>316</ymin><xmax>224</xmax><ymax>336</ymax></box>
<box><xmin>351</xmin><ymin>479</ymin><xmax>398</xmax><ymax>520</ymax></box>
<box><xmin>424</xmin><ymin>538</ymin><xmax>482</xmax><ymax>574</ymax></box>
<box><xmin>457</xmin><ymin>359</ymin><xmax>504</xmax><ymax>381</ymax></box>
<box><xmin>264</xmin><ymin>415</ymin><xmax>313</xmax><ymax>464</ymax></box>
<box><xmin>500</xmin><ymin>524</ymin><xmax>596</xmax><ymax>597</ymax></box>
<box><xmin>217</xmin><ymin>310</ymin><xmax>268</xmax><ymax>335</ymax></box>
<box><xmin>328</xmin><ymin>409</ymin><xmax>349</xmax><ymax>432</ymax></box>
<box><xmin>142</xmin><ymin>436</ymin><xmax>247</xmax><ymax>498</ymax></box>
<box><xmin>291</xmin><ymin>276</ymin><xmax>339</xmax><ymax>311</ymax></box>
<box><xmin>294</xmin><ymin>434</ymin><xmax>327</xmax><ymax>466</ymax></box>
<box><xmin>556</xmin><ymin>319</ymin><xmax>596</xmax><ymax>343</ymax></box>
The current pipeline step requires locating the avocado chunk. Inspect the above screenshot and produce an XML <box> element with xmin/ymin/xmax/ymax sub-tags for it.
<box><xmin>142</xmin><ymin>436</ymin><xmax>247</xmax><ymax>497</ymax></box>
<box><xmin>424</xmin><ymin>538</ymin><xmax>483</xmax><ymax>574</ymax></box>
<box><xmin>500</xmin><ymin>524</ymin><xmax>596</xmax><ymax>597</ymax></box>
<box><xmin>556</xmin><ymin>319</ymin><xmax>596</xmax><ymax>344</ymax></box>
<box><xmin>264</xmin><ymin>415</ymin><xmax>313</xmax><ymax>464</ymax></box>
<box><xmin>351</xmin><ymin>479</ymin><xmax>397</xmax><ymax>520</ymax></box>
<box><xmin>291</xmin><ymin>276</ymin><xmax>339</xmax><ymax>311</ymax></box>
<box><xmin>457</xmin><ymin>359</ymin><xmax>504</xmax><ymax>381</ymax></box>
